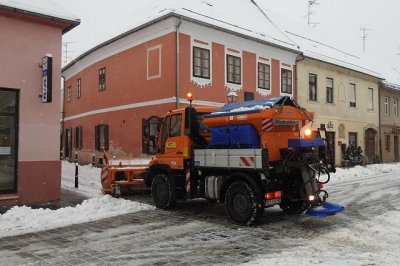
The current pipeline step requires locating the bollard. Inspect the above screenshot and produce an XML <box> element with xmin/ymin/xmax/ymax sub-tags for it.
<box><xmin>92</xmin><ymin>153</ymin><xmax>95</xmax><ymax>167</ymax></box>
<box><xmin>74</xmin><ymin>152</ymin><xmax>79</xmax><ymax>188</ymax></box>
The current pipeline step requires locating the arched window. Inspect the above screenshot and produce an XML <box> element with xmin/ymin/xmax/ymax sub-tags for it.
<box><xmin>338</xmin><ymin>124</ymin><xmax>345</xmax><ymax>139</ymax></box>
<box><xmin>142</xmin><ymin>116</ymin><xmax>161</xmax><ymax>154</ymax></box>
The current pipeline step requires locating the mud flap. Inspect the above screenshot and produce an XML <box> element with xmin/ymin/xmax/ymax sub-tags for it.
<box><xmin>306</xmin><ymin>202</ymin><xmax>344</xmax><ymax>217</ymax></box>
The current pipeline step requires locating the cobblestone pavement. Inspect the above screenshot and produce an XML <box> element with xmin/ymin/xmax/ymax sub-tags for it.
<box><xmin>0</xmin><ymin>190</ymin><xmax>342</xmax><ymax>266</ymax></box>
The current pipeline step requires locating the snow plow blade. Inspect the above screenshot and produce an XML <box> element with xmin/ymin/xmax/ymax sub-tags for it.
<box><xmin>306</xmin><ymin>202</ymin><xmax>344</xmax><ymax>218</ymax></box>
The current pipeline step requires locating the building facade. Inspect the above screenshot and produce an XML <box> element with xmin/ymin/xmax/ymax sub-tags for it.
<box><xmin>379</xmin><ymin>82</ymin><xmax>400</xmax><ymax>162</ymax></box>
<box><xmin>62</xmin><ymin>14</ymin><xmax>300</xmax><ymax>164</ymax></box>
<box><xmin>296</xmin><ymin>57</ymin><xmax>381</xmax><ymax>166</ymax></box>
<box><xmin>0</xmin><ymin>3</ymin><xmax>79</xmax><ymax>205</ymax></box>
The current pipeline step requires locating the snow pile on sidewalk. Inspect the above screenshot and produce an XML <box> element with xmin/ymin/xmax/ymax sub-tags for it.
<box><xmin>330</xmin><ymin>163</ymin><xmax>400</xmax><ymax>183</ymax></box>
<box><xmin>0</xmin><ymin>195</ymin><xmax>154</xmax><ymax>238</ymax></box>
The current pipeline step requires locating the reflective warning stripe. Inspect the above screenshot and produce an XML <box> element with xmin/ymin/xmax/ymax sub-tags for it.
<box><xmin>240</xmin><ymin>156</ymin><xmax>255</xmax><ymax>167</ymax></box>
<box><xmin>262</xmin><ymin>118</ymin><xmax>273</xmax><ymax>131</ymax></box>
<box><xmin>101</xmin><ymin>167</ymin><xmax>109</xmax><ymax>182</ymax></box>
<box><xmin>185</xmin><ymin>170</ymin><xmax>191</xmax><ymax>194</ymax></box>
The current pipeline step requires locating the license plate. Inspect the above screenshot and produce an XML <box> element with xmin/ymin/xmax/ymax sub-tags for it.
<box><xmin>265</xmin><ymin>198</ymin><xmax>281</xmax><ymax>206</ymax></box>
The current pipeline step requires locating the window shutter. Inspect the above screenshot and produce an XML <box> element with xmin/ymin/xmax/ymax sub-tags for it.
<box><xmin>104</xmin><ymin>125</ymin><xmax>109</xmax><ymax>151</ymax></box>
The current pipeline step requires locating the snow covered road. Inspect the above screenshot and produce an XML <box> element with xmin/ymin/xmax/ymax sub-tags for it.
<box><xmin>0</xmin><ymin>162</ymin><xmax>399</xmax><ymax>265</ymax></box>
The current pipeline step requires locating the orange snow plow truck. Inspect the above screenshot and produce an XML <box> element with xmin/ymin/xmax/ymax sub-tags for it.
<box><xmin>101</xmin><ymin>95</ymin><xmax>344</xmax><ymax>225</ymax></box>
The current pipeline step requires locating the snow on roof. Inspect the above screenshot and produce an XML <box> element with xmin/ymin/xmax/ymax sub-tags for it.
<box><xmin>0</xmin><ymin>0</ymin><xmax>80</xmax><ymax>33</ymax></box>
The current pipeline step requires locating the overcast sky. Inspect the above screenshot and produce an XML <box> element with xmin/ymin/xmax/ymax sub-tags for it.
<box><xmin>58</xmin><ymin>0</ymin><xmax>400</xmax><ymax>83</ymax></box>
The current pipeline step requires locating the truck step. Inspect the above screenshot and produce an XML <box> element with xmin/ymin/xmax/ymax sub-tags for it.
<box><xmin>305</xmin><ymin>202</ymin><xmax>344</xmax><ymax>218</ymax></box>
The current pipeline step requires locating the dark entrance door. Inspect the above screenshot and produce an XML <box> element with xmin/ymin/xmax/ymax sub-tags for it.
<box><xmin>325</xmin><ymin>131</ymin><xmax>335</xmax><ymax>163</ymax></box>
<box><xmin>394</xmin><ymin>136</ymin><xmax>399</xmax><ymax>162</ymax></box>
<box><xmin>0</xmin><ymin>89</ymin><xmax>18</xmax><ymax>194</ymax></box>
<box><xmin>365</xmin><ymin>128</ymin><xmax>376</xmax><ymax>163</ymax></box>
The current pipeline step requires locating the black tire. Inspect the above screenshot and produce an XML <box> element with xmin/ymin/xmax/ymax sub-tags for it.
<box><xmin>280</xmin><ymin>197</ymin><xmax>309</xmax><ymax>214</ymax></box>
<box><xmin>151</xmin><ymin>173</ymin><xmax>175</xmax><ymax>209</ymax></box>
<box><xmin>225</xmin><ymin>181</ymin><xmax>262</xmax><ymax>226</ymax></box>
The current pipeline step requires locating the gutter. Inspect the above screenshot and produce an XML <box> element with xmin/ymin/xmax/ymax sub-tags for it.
<box><xmin>176</xmin><ymin>17</ymin><xmax>183</xmax><ymax>109</ymax></box>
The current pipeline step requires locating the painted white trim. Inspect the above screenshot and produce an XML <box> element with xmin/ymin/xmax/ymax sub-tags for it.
<box><xmin>190</xmin><ymin>37</ymin><xmax>212</xmax><ymax>87</ymax></box>
<box><xmin>256</xmin><ymin>55</ymin><xmax>272</xmax><ymax>97</ymax></box>
<box><xmin>63</xmin><ymin>17</ymin><xmax>178</xmax><ymax>79</ymax></box>
<box><xmin>147</xmin><ymin>44</ymin><xmax>162</xmax><ymax>80</ymax></box>
<box><xmin>64</xmin><ymin>97</ymin><xmax>224</xmax><ymax>121</ymax></box>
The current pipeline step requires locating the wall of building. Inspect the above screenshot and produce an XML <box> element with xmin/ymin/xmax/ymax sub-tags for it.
<box><xmin>62</xmin><ymin>18</ymin><xmax>299</xmax><ymax>164</ymax></box>
<box><xmin>296</xmin><ymin>58</ymin><xmax>380</xmax><ymax>165</ymax></box>
<box><xmin>0</xmin><ymin>12</ymin><xmax>63</xmax><ymax>205</ymax></box>
<box><xmin>380</xmin><ymin>86</ymin><xmax>400</xmax><ymax>162</ymax></box>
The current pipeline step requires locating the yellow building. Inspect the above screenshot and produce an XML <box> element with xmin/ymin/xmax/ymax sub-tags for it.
<box><xmin>296</xmin><ymin>55</ymin><xmax>382</xmax><ymax>166</ymax></box>
<box><xmin>379</xmin><ymin>82</ymin><xmax>400</xmax><ymax>162</ymax></box>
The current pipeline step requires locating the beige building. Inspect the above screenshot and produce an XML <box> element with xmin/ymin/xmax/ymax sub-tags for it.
<box><xmin>296</xmin><ymin>56</ymin><xmax>382</xmax><ymax>166</ymax></box>
<box><xmin>379</xmin><ymin>82</ymin><xmax>400</xmax><ymax>162</ymax></box>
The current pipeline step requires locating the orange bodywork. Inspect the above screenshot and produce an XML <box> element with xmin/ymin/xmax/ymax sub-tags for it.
<box><xmin>203</xmin><ymin>105</ymin><xmax>314</xmax><ymax>162</ymax></box>
<box><xmin>101</xmin><ymin>165</ymin><xmax>149</xmax><ymax>195</ymax></box>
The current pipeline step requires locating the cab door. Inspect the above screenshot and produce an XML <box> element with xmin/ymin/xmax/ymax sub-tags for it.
<box><xmin>157</xmin><ymin>113</ymin><xmax>185</xmax><ymax>169</ymax></box>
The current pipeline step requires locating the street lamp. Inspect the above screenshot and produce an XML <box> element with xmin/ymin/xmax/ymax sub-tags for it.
<box><xmin>227</xmin><ymin>91</ymin><xmax>238</xmax><ymax>103</ymax></box>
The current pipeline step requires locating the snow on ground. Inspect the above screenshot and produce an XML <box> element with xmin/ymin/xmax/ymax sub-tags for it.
<box><xmin>0</xmin><ymin>161</ymin><xmax>154</xmax><ymax>238</ymax></box>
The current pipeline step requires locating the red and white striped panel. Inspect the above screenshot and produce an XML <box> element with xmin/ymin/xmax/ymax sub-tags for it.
<box><xmin>185</xmin><ymin>170</ymin><xmax>191</xmax><ymax>194</ymax></box>
<box><xmin>239</xmin><ymin>156</ymin><xmax>255</xmax><ymax>167</ymax></box>
<box><xmin>101</xmin><ymin>167</ymin><xmax>109</xmax><ymax>183</ymax></box>
<box><xmin>262</xmin><ymin>119</ymin><xmax>274</xmax><ymax>131</ymax></box>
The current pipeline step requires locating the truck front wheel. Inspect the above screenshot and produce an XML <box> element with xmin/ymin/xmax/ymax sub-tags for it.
<box><xmin>151</xmin><ymin>173</ymin><xmax>175</xmax><ymax>209</ymax></box>
<box><xmin>225</xmin><ymin>181</ymin><xmax>261</xmax><ymax>225</ymax></box>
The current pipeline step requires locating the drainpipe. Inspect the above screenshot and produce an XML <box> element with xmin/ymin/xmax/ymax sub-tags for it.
<box><xmin>176</xmin><ymin>17</ymin><xmax>183</xmax><ymax>109</ymax></box>
<box><xmin>295</xmin><ymin>53</ymin><xmax>305</xmax><ymax>103</ymax></box>
<box><xmin>60</xmin><ymin>75</ymin><xmax>65</xmax><ymax>160</ymax></box>
<box><xmin>378</xmin><ymin>83</ymin><xmax>382</xmax><ymax>162</ymax></box>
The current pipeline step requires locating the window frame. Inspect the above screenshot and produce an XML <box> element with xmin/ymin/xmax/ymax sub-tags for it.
<box><xmin>257</xmin><ymin>62</ymin><xmax>271</xmax><ymax>90</ymax></box>
<box><xmin>384</xmin><ymin>96</ymin><xmax>389</xmax><ymax>116</ymax></box>
<box><xmin>226</xmin><ymin>54</ymin><xmax>241</xmax><ymax>85</ymax></box>
<box><xmin>349</xmin><ymin>83</ymin><xmax>356</xmax><ymax>107</ymax></box>
<box><xmin>326</xmin><ymin>77</ymin><xmax>334</xmax><ymax>103</ymax></box>
<box><xmin>66</xmin><ymin>86</ymin><xmax>71</xmax><ymax>102</ymax></box>
<box><xmin>99</xmin><ymin>67</ymin><xmax>106</xmax><ymax>91</ymax></box>
<box><xmin>393</xmin><ymin>98</ymin><xmax>398</xmax><ymax>116</ymax></box>
<box><xmin>349</xmin><ymin>132</ymin><xmax>358</xmax><ymax>147</ymax></box>
<box><xmin>308</xmin><ymin>73</ymin><xmax>317</xmax><ymax>101</ymax></box>
<box><xmin>95</xmin><ymin>124</ymin><xmax>109</xmax><ymax>151</ymax></box>
<box><xmin>74</xmin><ymin>126</ymin><xmax>82</xmax><ymax>150</ymax></box>
<box><xmin>367</xmin><ymin>87</ymin><xmax>374</xmax><ymax>110</ymax></box>
<box><xmin>77</xmin><ymin>78</ymin><xmax>81</xmax><ymax>99</ymax></box>
<box><xmin>193</xmin><ymin>46</ymin><xmax>210</xmax><ymax>79</ymax></box>
<box><xmin>281</xmin><ymin>68</ymin><xmax>292</xmax><ymax>94</ymax></box>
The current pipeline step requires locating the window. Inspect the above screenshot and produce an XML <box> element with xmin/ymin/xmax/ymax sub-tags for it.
<box><xmin>326</xmin><ymin>78</ymin><xmax>334</xmax><ymax>103</ymax></box>
<box><xmin>384</xmin><ymin>97</ymin><xmax>389</xmax><ymax>116</ymax></box>
<box><xmin>385</xmin><ymin>135</ymin><xmax>391</xmax><ymax>152</ymax></box>
<box><xmin>0</xmin><ymin>89</ymin><xmax>18</xmax><ymax>193</ymax></box>
<box><xmin>368</xmin><ymin>88</ymin><xmax>373</xmax><ymax>110</ymax></box>
<box><xmin>99</xmin><ymin>68</ymin><xmax>106</xmax><ymax>91</ymax></box>
<box><xmin>64</xmin><ymin>127</ymin><xmax>72</xmax><ymax>158</ymax></box>
<box><xmin>142</xmin><ymin>117</ymin><xmax>160</xmax><ymax>154</ymax></box>
<box><xmin>67</xmin><ymin>86</ymin><xmax>71</xmax><ymax>102</ymax></box>
<box><xmin>349</xmin><ymin>83</ymin><xmax>356</xmax><ymax>107</ymax></box>
<box><xmin>281</xmin><ymin>68</ymin><xmax>292</xmax><ymax>94</ymax></box>
<box><xmin>349</xmin><ymin>132</ymin><xmax>357</xmax><ymax>147</ymax></box>
<box><xmin>77</xmin><ymin>78</ymin><xmax>81</xmax><ymax>99</ymax></box>
<box><xmin>309</xmin><ymin>74</ymin><xmax>317</xmax><ymax>101</ymax></box>
<box><xmin>169</xmin><ymin>114</ymin><xmax>182</xmax><ymax>138</ymax></box>
<box><xmin>244</xmin><ymin>92</ymin><xmax>254</xmax><ymax>101</ymax></box>
<box><xmin>226</xmin><ymin>54</ymin><xmax>241</xmax><ymax>84</ymax></box>
<box><xmin>74</xmin><ymin>126</ymin><xmax>82</xmax><ymax>150</ymax></box>
<box><xmin>258</xmin><ymin>62</ymin><xmax>270</xmax><ymax>90</ymax></box>
<box><xmin>95</xmin><ymin>124</ymin><xmax>109</xmax><ymax>151</ymax></box>
<box><xmin>193</xmin><ymin>47</ymin><xmax>210</xmax><ymax>79</ymax></box>
<box><xmin>393</xmin><ymin>98</ymin><xmax>398</xmax><ymax>116</ymax></box>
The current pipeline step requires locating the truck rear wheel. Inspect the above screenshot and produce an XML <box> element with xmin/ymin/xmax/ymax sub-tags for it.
<box><xmin>151</xmin><ymin>173</ymin><xmax>175</xmax><ymax>209</ymax></box>
<box><xmin>225</xmin><ymin>181</ymin><xmax>261</xmax><ymax>225</ymax></box>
